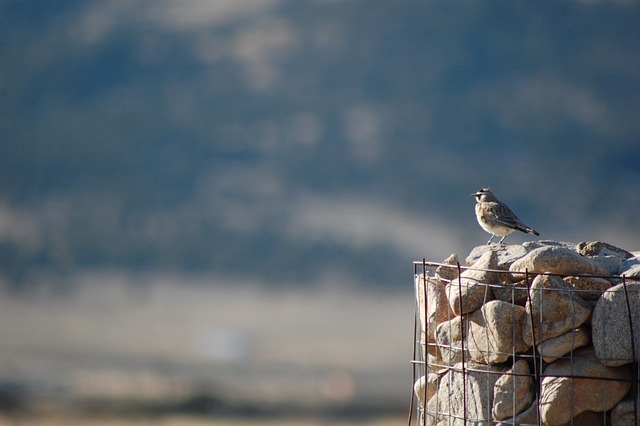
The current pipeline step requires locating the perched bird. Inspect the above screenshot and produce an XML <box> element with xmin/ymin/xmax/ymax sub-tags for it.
<box><xmin>472</xmin><ymin>187</ymin><xmax>540</xmax><ymax>244</ymax></box>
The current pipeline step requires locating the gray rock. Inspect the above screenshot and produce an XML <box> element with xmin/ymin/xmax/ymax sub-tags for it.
<box><xmin>590</xmin><ymin>255</ymin><xmax>625</xmax><ymax>275</ymax></box>
<box><xmin>611</xmin><ymin>394</ymin><xmax>640</xmax><ymax>426</ymax></box>
<box><xmin>537</xmin><ymin>326</ymin><xmax>590</xmax><ymax>363</ymax></box>
<box><xmin>563</xmin><ymin>276</ymin><xmax>613</xmax><ymax>300</ymax></box>
<box><xmin>435</xmin><ymin>315</ymin><xmax>467</xmax><ymax>366</ymax></box>
<box><xmin>466</xmin><ymin>300</ymin><xmax>530</xmax><ymax>365</ymax></box>
<box><xmin>592</xmin><ymin>281</ymin><xmax>640</xmax><ymax>366</ymax></box>
<box><xmin>523</xmin><ymin>274</ymin><xmax>592</xmax><ymax>346</ymax></box>
<box><xmin>618</xmin><ymin>257</ymin><xmax>640</xmax><ymax>280</ymax></box>
<box><xmin>510</xmin><ymin>246</ymin><xmax>609</xmax><ymax>279</ymax></box>
<box><xmin>575</xmin><ymin>241</ymin><xmax>634</xmax><ymax>276</ymax></box>
<box><xmin>465</xmin><ymin>244</ymin><xmax>528</xmax><ymax>270</ymax></box>
<box><xmin>447</xmin><ymin>251</ymin><xmax>497</xmax><ymax>315</ymax></box>
<box><xmin>575</xmin><ymin>241</ymin><xmax>634</xmax><ymax>259</ymax></box>
<box><xmin>522</xmin><ymin>240</ymin><xmax>576</xmax><ymax>251</ymax></box>
<box><xmin>540</xmin><ymin>347</ymin><xmax>631</xmax><ymax>425</ymax></box>
<box><xmin>427</xmin><ymin>361</ymin><xmax>509</xmax><ymax>426</ymax></box>
<box><xmin>492</xmin><ymin>359</ymin><xmax>534</xmax><ymax>421</ymax></box>
<box><xmin>492</xmin><ymin>278</ymin><xmax>530</xmax><ymax>306</ymax></box>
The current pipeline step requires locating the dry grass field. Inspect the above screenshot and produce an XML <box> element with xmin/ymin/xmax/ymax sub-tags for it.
<box><xmin>0</xmin><ymin>271</ymin><xmax>415</xmax><ymax>424</ymax></box>
<box><xmin>0</xmin><ymin>414</ymin><xmax>407</xmax><ymax>426</ymax></box>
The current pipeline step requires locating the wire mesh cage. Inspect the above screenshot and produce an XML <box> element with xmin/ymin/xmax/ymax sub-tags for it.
<box><xmin>408</xmin><ymin>257</ymin><xmax>640</xmax><ymax>426</ymax></box>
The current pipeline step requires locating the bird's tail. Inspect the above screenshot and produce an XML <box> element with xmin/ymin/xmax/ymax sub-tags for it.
<box><xmin>526</xmin><ymin>227</ymin><xmax>540</xmax><ymax>236</ymax></box>
<box><xmin>514</xmin><ymin>224</ymin><xmax>539</xmax><ymax>236</ymax></box>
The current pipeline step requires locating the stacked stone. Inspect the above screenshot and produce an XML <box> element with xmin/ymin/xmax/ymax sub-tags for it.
<box><xmin>413</xmin><ymin>241</ymin><xmax>640</xmax><ymax>426</ymax></box>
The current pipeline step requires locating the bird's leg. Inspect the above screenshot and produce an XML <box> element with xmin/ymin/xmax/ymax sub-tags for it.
<box><xmin>487</xmin><ymin>235</ymin><xmax>495</xmax><ymax>244</ymax></box>
<box><xmin>498</xmin><ymin>235</ymin><xmax>507</xmax><ymax>244</ymax></box>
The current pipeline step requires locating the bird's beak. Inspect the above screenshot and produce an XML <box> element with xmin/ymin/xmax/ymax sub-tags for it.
<box><xmin>471</xmin><ymin>193</ymin><xmax>478</xmax><ymax>197</ymax></box>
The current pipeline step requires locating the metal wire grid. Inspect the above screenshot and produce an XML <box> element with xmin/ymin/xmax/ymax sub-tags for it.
<box><xmin>408</xmin><ymin>259</ymin><xmax>640</xmax><ymax>426</ymax></box>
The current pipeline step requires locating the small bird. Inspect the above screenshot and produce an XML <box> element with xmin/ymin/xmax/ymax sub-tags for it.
<box><xmin>472</xmin><ymin>187</ymin><xmax>540</xmax><ymax>244</ymax></box>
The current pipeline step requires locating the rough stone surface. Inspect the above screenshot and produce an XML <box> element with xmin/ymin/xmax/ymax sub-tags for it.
<box><xmin>576</xmin><ymin>241</ymin><xmax>634</xmax><ymax>275</ymax></box>
<box><xmin>414</xmin><ymin>373</ymin><xmax>439</xmax><ymax>408</ymax></box>
<box><xmin>576</xmin><ymin>241</ymin><xmax>634</xmax><ymax>259</ymax></box>
<box><xmin>537</xmin><ymin>327</ymin><xmax>590</xmax><ymax>363</ymax></box>
<box><xmin>611</xmin><ymin>394</ymin><xmax>640</xmax><ymax>426</ymax></box>
<box><xmin>415</xmin><ymin>274</ymin><xmax>453</xmax><ymax>355</ymax></box>
<box><xmin>462</xmin><ymin>250</ymin><xmax>500</xmax><ymax>283</ymax></box>
<box><xmin>522</xmin><ymin>240</ymin><xmax>576</xmax><ymax>251</ymax></box>
<box><xmin>465</xmin><ymin>244</ymin><xmax>528</xmax><ymax>270</ymax></box>
<box><xmin>618</xmin><ymin>257</ymin><xmax>640</xmax><ymax>280</ymax></box>
<box><xmin>510</xmin><ymin>246</ymin><xmax>609</xmax><ymax>279</ymax></box>
<box><xmin>427</xmin><ymin>362</ymin><xmax>508</xmax><ymax>426</ymax></box>
<box><xmin>492</xmin><ymin>278</ymin><xmax>530</xmax><ymax>306</ymax></box>
<box><xmin>563</xmin><ymin>276</ymin><xmax>613</xmax><ymax>300</ymax></box>
<box><xmin>435</xmin><ymin>253</ymin><xmax>460</xmax><ymax>281</ymax></box>
<box><xmin>418</xmin><ymin>240</ymin><xmax>640</xmax><ymax>426</ymax></box>
<box><xmin>496</xmin><ymin>399</ymin><xmax>539</xmax><ymax>426</ymax></box>
<box><xmin>592</xmin><ymin>281</ymin><xmax>640</xmax><ymax>366</ymax></box>
<box><xmin>568</xmin><ymin>410</ymin><xmax>607</xmax><ymax>426</ymax></box>
<box><xmin>590</xmin><ymin>255</ymin><xmax>625</xmax><ymax>275</ymax></box>
<box><xmin>466</xmin><ymin>300</ymin><xmax>530</xmax><ymax>364</ymax></box>
<box><xmin>492</xmin><ymin>359</ymin><xmax>534</xmax><ymax>421</ymax></box>
<box><xmin>524</xmin><ymin>274</ymin><xmax>592</xmax><ymax>346</ymax></box>
<box><xmin>447</xmin><ymin>251</ymin><xmax>497</xmax><ymax>315</ymax></box>
<box><xmin>435</xmin><ymin>315</ymin><xmax>467</xmax><ymax>365</ymax></box>
<box><xmin>447</xmin><ymin>277</ymin><xmax>493</xmax><ymax>316</ymax></box>
<box><xmin>539</xmin><ymin>347</ymin><xmax>631</xmax><ymax>425</ymax></box>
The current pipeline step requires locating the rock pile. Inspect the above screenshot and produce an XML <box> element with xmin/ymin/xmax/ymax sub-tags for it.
<box><xmin>413</xmin><ymin>240</ymin><xmax>640</xmax><ymax>426</ymax></box>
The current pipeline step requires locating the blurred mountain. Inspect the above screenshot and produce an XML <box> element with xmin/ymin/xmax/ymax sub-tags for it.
<box><xmin>1</xmin><ymin>0</ymin><xmax>639</xmax><ymax>288</ymax></box>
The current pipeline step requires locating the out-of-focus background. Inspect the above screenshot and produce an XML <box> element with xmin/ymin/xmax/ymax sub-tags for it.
<box><xmin>1</xmin><ymin>0</ymin><xmax>639</xmax><ymax>424</ymax></box>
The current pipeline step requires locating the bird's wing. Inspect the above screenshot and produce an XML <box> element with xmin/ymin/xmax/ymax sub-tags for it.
<box><xmin>484</xmin><ymin>201</ymin><xmax>523</xmax><ymax>230</ymax></box>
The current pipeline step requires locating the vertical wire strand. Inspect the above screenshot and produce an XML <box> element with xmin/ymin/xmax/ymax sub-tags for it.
<box><xmin>523</xmin><ymin>268</ymin><xmax>542</xmax><ymax>426</ymax></box>
<box><xmin>406</xmin><ymin>262</ymin><xmax>419</xmax><ymax>426</ymax></box>
<box><xmin>421</xmin><ymin>260</ymin><xmax>428</xmax><ymax>426</ymax></box>
<box><xmin>620</xmin><ymin>275</ymin><xmax>638</xmax><ymax>426</ymax></box>
<box><xmin>456</xmin><ymin>261</ymin><xmax>467</xmax><ymax>424</ymax></box>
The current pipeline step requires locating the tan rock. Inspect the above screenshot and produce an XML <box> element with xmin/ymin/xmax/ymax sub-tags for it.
<box><xmin>447</xmin><ymin>277</ymin><xmax>494</xmax><ymax>316</ymax></box>
<box><xmin>435</xmin><ymin>316</ymin><xmax>467</xmax><ymax>366</ymax></box>
<box><xmin>563</xmin><ymin>276</ymin><xmax>613</xmax><ymax>300</ymax></box>
<box><xmin>415</xmin><ymin>274</ymin><xmax>453</xmax><ymax>355</ymax></box>
<box><xmin>537</xmin><ymin>327</ymin><xmax>590</xmax><ymax>363</ymax></box>
<box><xmin>492</xmin><ymin>359</ymin><xmax>534</xmax><ymax>420</ymax></box>
<box><xmin>523</xmin><ymin>274</ymin><xmax>592</xmax><ymax>346</ymax></box>
<box><xmin>436</xmin><ymin>253</ymin><xmax>460</xmax><ymax>281</ymax></box>
<box><xmin>592</xmin><ymin>281</ymin><xmax>640</xmax><ymax>366</ymax></box>
<box><xmin>565</xmin><ymin>410</ymin><xmax>607</xmax><ymax>426</ymax></box>
<box><xmin>496</xmin><ymin>399</ymin><xmax>539</xmax><ymax>426</ymax></box>
<box><xmin>414</xmin><ymin>373</ymin><xmax>439</xmax><ymax>408</ymax></box>
<box><xmin>447</xmin><ymin>251</ymin><xmax>497</xmax><ymax>315</ymax></box>
<box><xmin>466</xmin><ymin>300</ymin><xmax>530</xmax><ymax>364</ymax></box>
<box><xmin>510</xmin><ymin>246</ymin><xmax>609</xmax><ymax>279</ymax></box>
<box><xmin>540</xmin><ymin>347</ymin><xmax>631</xmax><ymax>425</ymax></box>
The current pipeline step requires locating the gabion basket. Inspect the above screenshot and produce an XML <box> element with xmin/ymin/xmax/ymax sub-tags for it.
<box><xmin>409</xmin><ymin>259</ymin><xmax>640</xmax><ymax>426</ymax></box>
